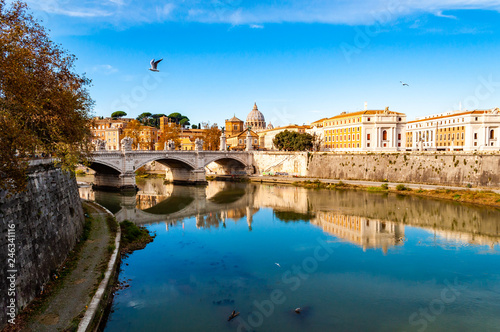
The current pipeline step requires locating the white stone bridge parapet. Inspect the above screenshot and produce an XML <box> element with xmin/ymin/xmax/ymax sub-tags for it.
<box><xmin>89</xmin><ymin>150</ymin><xmax>254</xmax><ymax>189</ymax></box>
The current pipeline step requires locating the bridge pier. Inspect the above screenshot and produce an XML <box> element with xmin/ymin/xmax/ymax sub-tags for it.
<box><xmin>93</xmin><ymin>172</ymin><xmax>137</xmax><ymax>191</ymax></box>
<box><xmin>165</xmin><ymin>167</ymin><xmax>207</xmax><ymax>185</ymax></box>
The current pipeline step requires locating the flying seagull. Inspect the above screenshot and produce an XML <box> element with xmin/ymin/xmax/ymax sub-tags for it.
<box><xmin>149</xmin><ymin>58</ymin><xmax>163</xmax><ymax>72</ymax></box>
<box><xmin>400</xmin><ymin>81</ymin><xmax>409</xmax><ymax>86</ymax></box>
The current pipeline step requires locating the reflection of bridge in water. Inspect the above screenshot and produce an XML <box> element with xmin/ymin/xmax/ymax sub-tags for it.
<box><xmin>79</xmin><ymin>181</ymin><xmax>500</xmax><ymax>251</ymax></box>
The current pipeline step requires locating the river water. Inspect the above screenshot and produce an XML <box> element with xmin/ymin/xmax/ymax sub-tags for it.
<box><xmin>79</xmin><ymin>178</ymin><xmax>500</xmax><ymax>332</ymax></box>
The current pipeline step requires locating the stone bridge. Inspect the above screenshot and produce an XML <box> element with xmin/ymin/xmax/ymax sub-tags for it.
<box><xmin>89</xmin><ymin>150</ymin><xmax>255</xmax><ymax>190</ymax></box>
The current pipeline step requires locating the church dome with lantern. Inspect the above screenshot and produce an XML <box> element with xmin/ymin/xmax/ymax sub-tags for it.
<box><xmin>245</xmin><ymin>103</ymin><xmax>266</xmax><ymax>131</ymax></box>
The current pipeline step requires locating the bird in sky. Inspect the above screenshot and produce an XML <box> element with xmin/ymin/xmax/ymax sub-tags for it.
<box><xmin>275</xmin><ymin>262</ymin><xmax>281</xmax><ymax>268</ymax></box>
<box><xmin>149</xmin><ymin>58</ymin><xmax>163</xmax><ymax>72</ymax></box>
<box><xmin>400</xmin><ymin>81</ymin><xmax>409</xmax><ymax>86</ymax></box>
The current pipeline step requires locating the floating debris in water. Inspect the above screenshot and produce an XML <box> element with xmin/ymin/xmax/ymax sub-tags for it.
<box><xmin>228</xmin><ymin>310</ymin><xmax>240</xmax><ymax>321</ymax></box>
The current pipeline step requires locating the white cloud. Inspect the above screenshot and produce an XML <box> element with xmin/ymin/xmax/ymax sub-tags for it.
<box><xmin>250</xmin><ymin>24</ymin><xmax>264</xmax><ymax>29</ymax></box>
<box><xmin>20</xmin><ymin>0</ymin><xmax>500</xmax><ymax>26</ymax></box>
<box><xmin>434</xmin><ymin>10</ymin><xmax>458</xmax><ymax>19</ymax></box>
<box><xmin>90</xmin><ymin>64</ymin><xmax>119</xmax><ymax>75</ymax></box>
<box><xmin>108</xmin><ymin>0</ymin><xmax>125</xmax><ymax>5</ymax></box>
<box><xmin>156</xmin><ymin>3</ymin><xmax>175</xmax><ymax>20</ymax></box>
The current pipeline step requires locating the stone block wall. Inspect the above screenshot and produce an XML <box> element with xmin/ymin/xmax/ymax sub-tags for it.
<box><xmin>252</xmin><ymin>151</ymin><xmax>308</xmax><ymax>176</ymax></box>
<box><xmin>251</xmin><ymin>151</ymin><xmax>500</xmax><ymax>188</ymax></box>
<box><xmin>307</xmin><ymin>152</ymin><xmax>500</xmax><ymax>188</ymax></box>
<box><xmin>0</xmin><ymin>163</ymin><xmax>84</xmax><ymax>328</ymax></box>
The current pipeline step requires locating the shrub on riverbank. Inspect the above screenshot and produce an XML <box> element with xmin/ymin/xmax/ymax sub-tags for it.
<box><xmin>120</xmin><ymin>220</ymin><xmax>155</xmax><ymax>254</ymax></box>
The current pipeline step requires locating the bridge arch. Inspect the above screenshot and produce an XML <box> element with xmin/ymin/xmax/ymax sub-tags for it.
<box><xmin>134</xmin><ymin>156</ymin><xmax>202</xmax><ymax>184</ymax></box>
<box><xmin>204</xmin><ymin>155</ymin><xmax>252</xmax><ymax>175</ymax></box>
<box><xmin>134</xmin><ymin>155</ymin><xmax>197</xmax><ymax>171</ymax></box>
<box><xmin>87</xmin><ymin>160</ymin><xmax>122</xmax><ymax>175</ymax></box>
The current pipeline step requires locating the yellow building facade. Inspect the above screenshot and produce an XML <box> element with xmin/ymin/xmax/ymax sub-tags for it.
<box><xmin>321</xmin><ymin>108</ymin><xmax>406</xmax><ymax>151</ymax></box>
<box><xmin>406</xmin><ymin>108</ymin><xmax>500</xmax><ymax>151</ymax></box>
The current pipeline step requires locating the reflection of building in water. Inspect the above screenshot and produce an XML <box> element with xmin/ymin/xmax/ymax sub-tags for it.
<box><xmin>136</xmin><ymin>194</ymin><xmax>170</xmax><ymax>210</ymax></box>
<box><xmin>78</xmin><ymin>185</ymin><xmax>95</xmax><ymax>201</ymax></box>
<box><xmin>312</xmin><ymin>212</ymin><xmax>404</xmax><ymax>253</ymax></box>
<box><xmin>253</xmin><ymin>186</ymin><xmax>309</xmax><ymax>213</ymax></box>
<box><xmin>427</xmin><ymin>229</ymin><xmax>499</xmax><ymax>249</ymax></box>
<box><xmin>193</xmin><ymin>207</ymin><xmax>258</xmax><ymax>231</ymax></box>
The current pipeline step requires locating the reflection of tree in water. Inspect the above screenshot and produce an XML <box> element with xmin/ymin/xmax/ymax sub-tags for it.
<box><xmin>208</xmin><ymin>188</ymin><xmax>246</xmax><ymax>204</ymax></box>
<box><xmin>273</xmin><ymin>210</ymin><xmax>315</xmax><ymax>223</ymax></box>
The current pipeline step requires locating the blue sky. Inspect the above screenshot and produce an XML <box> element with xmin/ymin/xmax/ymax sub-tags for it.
<box><xmin>17</xmin><ymin>0</ymin><xmax>500</xmax><ymax>127</ymax></box>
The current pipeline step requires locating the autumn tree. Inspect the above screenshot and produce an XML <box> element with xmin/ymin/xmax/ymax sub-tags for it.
<box><xmin>121</xmin><ymin>119</ymin><xmax>142</xmax><ymax>149</ymax></box>
<box><xmin>157</xmin><ymin>123</ymin><xmax>181</xmax><ymax>150</ymax></box>
<box><xmin>202</xmin><ymin>123</ymin><xmax>221</xmax><ymax>151</ymax></box>
<box><xmin>0</xmin><ymin>0</ymin><xmax>93</xmax><ymax>192</ymax></box>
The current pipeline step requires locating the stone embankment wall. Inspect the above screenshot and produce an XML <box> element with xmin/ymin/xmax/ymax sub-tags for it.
<box><xmin>0</xmin><ymin>161</ymin><xmax>84</xmax><ymax>328</ymax></box>
<box><xmin>252</xmin><ymin>152</ymin><xmax>500</xmax><ymax>188</ymax></box>
<box><xmin>252</xmin><ymin>151</ymin><xmax>309</xmax><ymax>176</ymax></box>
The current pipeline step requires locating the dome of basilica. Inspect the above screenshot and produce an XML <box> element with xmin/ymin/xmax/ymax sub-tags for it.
<box><xmin>245</xmin><ymin>103</ymin><xmax>266</xmax><ymax>131</ymax></box>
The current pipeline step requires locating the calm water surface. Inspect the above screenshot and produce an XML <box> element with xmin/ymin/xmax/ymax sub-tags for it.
<box><xmin>79</xmin><ymin>179</ymin><xmax>500</xmax><ymax>332</ymax></box>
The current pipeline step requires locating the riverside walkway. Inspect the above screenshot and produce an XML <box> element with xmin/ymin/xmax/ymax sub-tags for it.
<box><xmin>7</xmin><ymin>203</ymin><xmax>114</xmax><ymax>332</ymax></box>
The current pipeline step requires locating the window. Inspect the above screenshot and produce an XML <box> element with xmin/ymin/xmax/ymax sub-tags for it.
<box><xmin>398</xmin><ymin>143</ymin><xmax>401</xmax><ymax>147</ymax></box>
<box><xmin>367</xmin><ymin>133</ymin><xmax>371</xmax><ymax>140</ymax></box>
<box><xmin>490</xmin><ymin>130</ymin><xmax>495</xmax><ymax>139</ymax></box>
<box><xmin>367</xmin><ymin>117</ymin><xmax>371</xmax><ymax>121</ymax></box>
<box><xmin>383</xmin><ymin>143</ymin><xmax>387</xmax><ymax>147</ymax></box>
<box><xmin>382</xmin><ymin>130</ymin><xmax>387</xmax><ymax>140</ymax></box>
<box><xmin>367</xmin><ymin>143</ymin><xmax>370</xmax><ymax>147</ymax></box>
<box><xmin>357</xmin><ymin>143</ymin><xmax>360</xmax><ymax>148</ymax></box>
<box><xmin>233</xmin><ymin>125</ymin><xmax>238</xmax><ymax>130</ymax></box>
<box><xmin>239</xmin><ymin>139</ymin><xmax>242</xmax><ymax>144</ymax></box>
<box><xmin>398</xmin><ymin>117</ymin><xmax>402</xmax><ymax>121</ymax></box>
<box><xmin>474</xmin><ymin>142</ymin><xmax>477</xmax><ymax>146</ymax></box>
<box><xmin>398</xmin><ymin>133</ymin><xmax>401</xmax><ymax>140</ymax></box>
<box><xmin>254</xmin><ymin>139</ymin><xmax>257</xmax><ymax>144</ymax></box>
<box><xmin>474</xmin><ymin>133</ymin><xmax>478</xmax><ymax>139</ymax></box>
